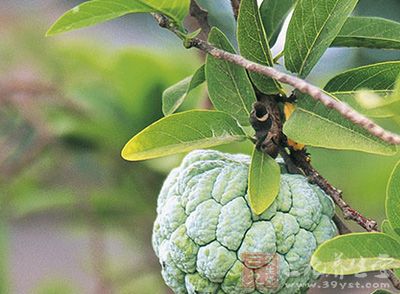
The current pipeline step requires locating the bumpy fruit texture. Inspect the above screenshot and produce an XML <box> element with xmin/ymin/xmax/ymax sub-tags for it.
<box><xmin>152</xmin><ymin>150</ymin><xmax>337</xmax><ymax>294</ymax></box>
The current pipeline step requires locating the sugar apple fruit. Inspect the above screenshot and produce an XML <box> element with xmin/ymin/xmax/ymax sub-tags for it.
<box><xmin>152</xmin><ymin>150</ymin><xmax>338</xmax><ymax>294</ymax></box>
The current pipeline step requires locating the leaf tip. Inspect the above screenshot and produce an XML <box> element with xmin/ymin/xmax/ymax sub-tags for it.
<box><xmin>250</xmin><ymin>205</ymin><xmax>266</xmax><ymax>216</ymax></box>
<box><xmin>45</xmin><ymin>28</ymin><xmax>56</xmax><ymax>37</ymax></box>
<box><xmin>121</xmin><ymin>139</ymin><xmax>137</xmax><ymax>161</ymax></box>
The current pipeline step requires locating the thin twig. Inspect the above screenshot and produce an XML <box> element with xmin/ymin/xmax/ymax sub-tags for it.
<box><xmin>152</xmin><ymin>13</ymin><xmax>400</xmax><ymax>146</ymax></box>
<box><xmin>290</xmin><ymin>149</ymin><xmax>378</xmax><ymax>232</ymax></box>
<box><xmin>332</xmin><ymin>214</ymin><xmax>352</xmax><ymax>235</ymax></box>
<box><xmin>388</xmin><ymin>270</ymin><xmax>400</xmax><ymax>290</ymax></box>
<box><xmin>290</xmin><ymin>149</ymin><xmax>400</xmax><ymax>290</ymax></box>
<box><xmin>190</xmin><ymin>38</ymin><xmax>400</xmax><ymax>145</ymax></box>
<box><xmin>189</xmin><ymin>0</ymin><xmax>210</xmax><ymax>37</ymax></box>
<box><xmin>153</xmin><ymin>14</ymin><xmax>400</xmax><ymax>289</ymax></box>
<box><xmin>230</xmin><ymin>0</ymin><xmax>241</xmax><ymax>20</ymax></box>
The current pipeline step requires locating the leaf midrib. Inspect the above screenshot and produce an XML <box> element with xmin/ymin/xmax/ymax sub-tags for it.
<box><xmin>296</xmin><ymin>107</ymin><xmax>386</xmax><ymax>147</ymax></box>
<box><xmin>51</xmin><ymin>0</ymin><xmax>183</xmax><ymax>33</ymax></box>
<box><xmin>298</xmin><ymin>0</ymin><xmax>340</xmax><ymax>76</ymax></box>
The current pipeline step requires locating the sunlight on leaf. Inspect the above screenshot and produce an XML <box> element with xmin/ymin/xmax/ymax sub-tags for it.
<box><xmin>122</xmin><ymin>110</ymin><xmax>247</xmax><ymax>161</ymax></box>
<box><xmin>47</xmin><ymin>0</ymin><xmax>190</xmax><ymax>35</ymax></box>
<box><xmin>283</xmin><ymin>92</ymin><xmax>397</xmax><ymax>155</ymax></box>
<box><xmin>162</xmin><ymin>65</ymin><xmax>205</xmax><ymax>116</ymax></box>
<box><xmin>248</xmin><ymin>147</ymin><xmax>281</xmax><ymax>215</ymax></box>
<box><xmin>285</xmin><ymin>0</ymin><xmax>359</xmax><ymax>77</ymax></box>
<box><xmin>311</xmin><ymin>233</ymin><xmax>400</xmax><ymax>275</ymax></box>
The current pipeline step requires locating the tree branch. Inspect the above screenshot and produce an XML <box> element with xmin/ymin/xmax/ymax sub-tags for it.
<box><xmin>290</xmin><ymin>149</ymin><xmax>378</xmax><ymax>232</ymax></box>
<box><xmin>153</xmin><ymin>13</ymin><xmax>400</xmax><ymax>146</ymax></box>
<box><xmin>388</xmin><ymin>270</ymin><xmax>400</xmax><ymax>290</ymax></box>
<box><xmin>289</xmin><ymin>148</ymin><xmax>400</xmax><ymax>290</ymax></box>
<box><xmin>190</xmin><ymin>38</ymin><xmax>400</xmax><ymax>145</ymax></box>
<box><xmin>230</xmin><ymin>0</ymin><xmax>241</xmax><ymax>20</ymax></box>
<box><xmin>189</xmin><ymin>0</ymin><xmax>210</xmax><ymax>37</ymax></box>
<box><xmin>332</xmin><ymin>214</ymin><xmax>352</xmax><ymax>235</ymax></box>
<box><xmin>153</xmin><ymin>14</ymin><xmax>400</xmax><ymax>289</ymax></box>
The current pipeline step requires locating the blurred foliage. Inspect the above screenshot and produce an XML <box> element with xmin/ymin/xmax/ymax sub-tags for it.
<box><xmin>0</xmin><ymin>17</ymin><xmax>201</xmax><ymax>292</ymax></box>
<box><xmin>34</xmin><ymin>279</ymin><xmax>77</xmax><ymax>294</ymax></box>
<box><xmin>1</xmin><ymin>25</ymin><xmax>201</xmax><ymax>220</ymax></box>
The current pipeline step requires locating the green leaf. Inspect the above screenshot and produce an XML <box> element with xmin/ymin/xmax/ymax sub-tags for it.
<box><xmin>47</xmin><ymin>0</ymin><xmax>190</xmax><ymax>36</ymax></box>
<box><xmin>260</xmin><ymin>0</ymin><xmax>296</xmax><ymax>47</ymax></box>
<box><xmin>364</xmin><ymin>100</ymin><xmax>400</xmax><ymax>123</ymax></box>
<box><xmin>386</xmin><ymin>160</ymin><xmax>400</xmax><ymax>236</ymax></box>
<box><xmin>311</xmin><ymin>232</ymin><xmax>400</xmax><ymax>275</ymax></box>
<box><xmin>285</xmin><ymin>0</ymin><xmax>359</xmax><ymax>77</ymax></box>
<box><xmin>324</xmin><ymin>62</ymin><xmax>400</xmax><ymax>119</ymax></box>
<box><xmin>332</xmin><ymin>17</ymin><xmax>400</xmax><ymax>50</ymax></box>
<box><xmin>396</xmin><ymin>269</ymin><xmax>400</xmax><ymax>280</ymax></box>
<box><xmin>382</xmin><ymin>220</ymin><xmax>400</xmax><ymax>243</ymax></box>
<box><xmin>332</xmin><ymin>91</ymin><xmax>394</xmax><ymax>119</ymax></box>
<box><xmin>237</xmin><ymin>0</ymin><xmax>281</xmax><ymax>94</ymax></box>
<box><xmin>325</xmin><ymin>61</ymin><xmax>400</xmax><ymax>93</ymax></box>
<box><xmin>394</xmin><ymin>75</ymin><xmax>400</xmax><ymax>98</ymax></box>
<box><xmin>283</xmin><ymin>92</ymin><xmax>396</xmax><ymax>155</ymax></box>
<box><xmin>371</xmin><ymin>290</ymin><xmax>393</xmax><ymax>294</ymax></box>
<box><xmin>206</xmin><ymin>28</ymin><xmax>257</xmax><ymax>126</ymax></box>
<box><xmin>121</xmin><ymin>110</ymin><xmax>247</xmax><ymax>161</ymax></box>
<box><xmin>248</xmin><ymin>148</ymin><xmax>281</xmax><ymax>215</ymax></box>
<box><xmin>185</xmin><ymin>28</ymin><xmax>202</xmax><ymax>40</ymax></box>
<box><xmin>162</xmin><ymin>65</ymin><xmax>205</xmax><ymax>116</ymax></box>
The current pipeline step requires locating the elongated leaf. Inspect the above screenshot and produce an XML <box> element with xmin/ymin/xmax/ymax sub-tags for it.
<box><xmin>311</xmin><ymin>233</ymin><xmax>400</xmax><ymax>275</ymax></box>
<box><xmin>162</xmin><ymin>66</ymin><xmax>205</xmax><ymax>116</ymax></box>
<box><xmin>283</xmin><ymin>92</ymin><xmax>396</xmax><ymax>155</ymax></box>
<box><xmin>333</xmin><ymin>91</ymin><xmax>394</xmax><ymax>118</ymax></box>
<box><xmin>121</xmin><ymin>110</ymin><xmax>246</xmax><ymax>161</ymax></box>
<box><xmin>206</xmin><ymin>28</ymin><xmax>257</xmax><ymax>126</ymax></box>
<box><xmin>260</xmin><ymin>0</ymin><xmax>296</xmax><ymax>47</ymax></box>
<box><xmin>382</xmin><ymin>220</ymin><xmax>400</xmax><ymax>243</ymax></box>
<box><xmin>248</xmin><ymin>148</ymin><xmax>281</xmax><ymax>215</ymax></box>
<box><xmin>325</xmin><ymin>62</ymin><xmax>400</xmax><ymax>119</ymax></box>
<box><xmin>285</xmin><ymin>0</ymin><xmax>359</xmax><ymax>77</ymax></box>
<box><xmin>47</xmin><ymin>0</ymin><xmax>190</xmax><ymax>36</ymax></box>
<box><xmin>332</xmin><ymin>17</ymin><xmax>400</xmax><ymax>50</ymax></box>
<box><xmin>386</xmin><ymin>160</ymin><xmax>400</xmax><ymax>235</ymax></box>
<box><xmin>394</xmin><ymin>75</ymin><xmax>400</xmax><ymax>98</ymax></box>
<box><xmin>237</xmin><ymin>0</ymin><xmax>281</xmax><ymax>94</ymax></box>
<box><xmin>325</xmin><ymin>61</ymin><xmax>400</xmax><ymax>93</ymax></box>
<box><xmin>367</xmin><ymin>99</ymin><xmax>400</xmax><ymax>120</ymax></box>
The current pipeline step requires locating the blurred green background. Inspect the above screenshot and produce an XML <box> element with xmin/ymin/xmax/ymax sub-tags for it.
<box><xmin>0</xmin><ymin>0</ymin><xmax>399</xmax><ymax>293</ymax></box>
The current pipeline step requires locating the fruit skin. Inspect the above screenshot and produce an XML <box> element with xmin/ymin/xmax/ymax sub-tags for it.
<box><xmin>152</xmin><ymin>150</ymin><xmax>338</xmax><ymax>294</ymax></box>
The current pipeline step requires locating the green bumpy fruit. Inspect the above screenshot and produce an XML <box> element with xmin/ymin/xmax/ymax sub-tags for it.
<box><xmin>152</xmin><ymin>150</ymin><xmax>338</xmax><ymax>294</ymax></box>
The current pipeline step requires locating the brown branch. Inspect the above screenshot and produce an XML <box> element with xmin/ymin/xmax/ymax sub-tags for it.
<box><xmin>190</xmin><ymin>39</ymin><xmax>400</xmax><ymax>145</ymax></box>
<box><xmin>250</xmin><ymin>94</ymin><xmax>283</xmax><ymax>158</ymax></box>
<box><xmin>152</xmin><ymin>13</ymin><xmax>400</xmax><ymax>146</ymax></box>
<box><xmin>388</xmin><ymin>270</ymin><xmax>400</xmax><ymax>290</ymax></box>
<box><xmin>190</xmin><ymin>0</ymin><xmax>210</xmax><ymax>37</ymax></box>
<box><xmin>290</xmin><ymin>149</ymin><xmax>378</xmax><ymax>232</ymax></box>
<box><xmin>332</xmin><ymin>214</ymin><xmax>352</xmax><ymax>235</ymax></box>
<box><xmin>289</xmin><ymin>149</ymin><xmax>400</xmax><ymax>290</ymax></box>
<box><xmin>230</xmin><ymin>0</ymin><xmax>241</xmax><ymax>20</ymax></box>
<box><xmin>153</xmin><ymin>14</ymin><xmax>400</xmax><ymax>289</ymax></box>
